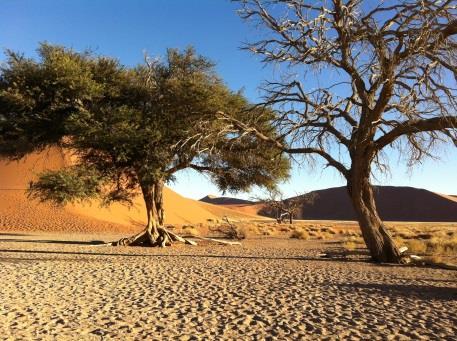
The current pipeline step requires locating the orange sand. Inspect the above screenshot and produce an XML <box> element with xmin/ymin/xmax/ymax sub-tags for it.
<box><xmin>0</xmin><ymin>148</ymin><xmax>258</xmax><ymax>233</ymax></box>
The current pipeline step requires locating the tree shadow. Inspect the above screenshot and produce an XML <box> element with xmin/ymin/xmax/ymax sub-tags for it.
<box><xmin>0</xmin><ymin>232</ymin><xmax>31</xmax><ymax>237</ymax></box>
<box><xmin>392</xmin><ymin>277</ymin><xmax>457</xmax><ymax>284</ymax></box>
<box><xmin>336</xmin><ymin>282</ymin><xmax>457</xmax><ymax>301</ymax></box>
<box><xmin>0</xmin><ymin>239</ymin><xmax>106</xmax><ymax>245</ymax></box>
<box><xmin>0</xmin><ymin>248</ymin><xmax>369</xmax><ymax>264</ymax></box>
<box><xmin>319</xmin><ymin>247</ymin><xmax>370</xmax><ymax>258</ymax></box>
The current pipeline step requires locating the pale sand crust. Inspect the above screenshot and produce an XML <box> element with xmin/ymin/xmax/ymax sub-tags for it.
<box><xmin>0</xmin><ymin>233</ymin><xmax>456</xmax><ymax>340</ymax></box>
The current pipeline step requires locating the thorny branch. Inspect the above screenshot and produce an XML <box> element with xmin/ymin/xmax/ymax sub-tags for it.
<box><xmin>226</xmin><ymin>0</ymin><xmax>457</xmax><ymax>175</ymax></box>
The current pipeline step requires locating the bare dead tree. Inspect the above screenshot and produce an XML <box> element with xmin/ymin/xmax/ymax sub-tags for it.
<box><xmin>224</xmin><ymin>0</ymin><xmax>457</xmax><ymax>263</ymax></box>
<box><xmin>281</xmin><ymin>193</ymin><xmax>315</xmax><ymax>224</ymax></box>
<box><xmin>256</xmin><ymin>190</ymin><xmax>286</xmax><ymax>222</ymax></box>
<box><xmin>256</xmin><ymin>190</ymin><xmax>315</xmax><ymax>224</ymax></box>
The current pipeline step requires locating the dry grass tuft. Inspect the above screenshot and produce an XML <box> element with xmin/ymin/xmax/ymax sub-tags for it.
<box><xmin>425</xmin><ymin>255</ymin><xmax>443</xmax><ymax>264</ymax></box>
<box><xmin>290</xmin><ymin>230</ymin><xmax>309</xmax><ymax>240</ymax></box>
<box><xmin>425</xmin><ymin>236</ymin><xmax>457</xmax><ymax>254</ymax></box>
<box><xmin>186</xmin><ymin>228</ymin><xmax>200</xmax><ymax>237</ymax></box>
<box><xmin>398</xmin><ymin>233</ymin><xmax>457</xmax><ymax>258</ymax></box>
<box><xmin>342</xmin><ymin>235</ymin><xmax>364</xmax><ymax>251</ymax></box>
<box><xmin>406</xmin><ymin>239</ymin><xmax>428</xmax><ymax>254</ymax></box>
<box><xmin>343</xmin><ymin>241</ymin><xmax>357</xmax><ymax>251</ymax></box>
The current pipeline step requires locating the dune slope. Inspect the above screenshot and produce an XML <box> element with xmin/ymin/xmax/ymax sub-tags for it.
<box><xmin>208</xmin><ymin>187</ymin><xmax>457</xmax><ymax>222</ymax></box>
<box><xmin>0</xmin><ymin>149</ymin><xmax>256</xmax><ymax>233</ymax></box>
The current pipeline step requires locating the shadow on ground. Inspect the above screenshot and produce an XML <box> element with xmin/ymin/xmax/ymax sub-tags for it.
<box><xmin>0</xmin><ymin>239</ymin><xmax>106</xmax><ymax>245</ymax></box>
<box><xmin>1</xmin><ymin>248</ymin><xmax>455</xmax><ymax>301</ymax></box>
<box><xmin>336</xmin><ymin>282</ymin><xmax>457</xmax><ymax>301</ymax></box>
<box><xmin>0</xmin><ymin>233</ymin><xmax>31</xmax><ymax>237</ymax></box>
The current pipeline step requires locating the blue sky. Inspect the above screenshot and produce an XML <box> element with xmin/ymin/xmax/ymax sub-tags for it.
<box><xmin>1</xmin><ymin>0</ymin><xmax>456</xmax><ymax>199</ymax></box>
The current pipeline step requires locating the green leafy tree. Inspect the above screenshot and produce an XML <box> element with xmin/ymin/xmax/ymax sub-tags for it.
<box><xmin>0</xmin><ymin>44</ymin><xmax>289</xmax><ymax>246</ymax></box>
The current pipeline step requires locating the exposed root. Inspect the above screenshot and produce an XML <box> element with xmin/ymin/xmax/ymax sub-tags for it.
<box><xmin>110</xmin><ymin>227</ymin><xmax>197</xmax><ymax>247</ymax></box>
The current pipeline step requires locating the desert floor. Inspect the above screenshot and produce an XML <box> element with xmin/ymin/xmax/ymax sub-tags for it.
<box><xmin>0</xmin><ymin>232</ymin><xmax>456</xmax><ymax>340</ymax></box>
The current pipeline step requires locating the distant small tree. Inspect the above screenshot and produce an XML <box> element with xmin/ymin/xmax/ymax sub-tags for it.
<box><xmin>0</xmin><ymin>44</ymin><xmax>289</xmax><ymax>246</ymax></box>
<box><xmin>259</xmin><ymin>189</ymin><xmax>314</xmax><ymax>224</ymax></box>
<box><xmin>225</xmin><ymin>0</ymin><xmax>457</xmax><ymax>262</ymax></box>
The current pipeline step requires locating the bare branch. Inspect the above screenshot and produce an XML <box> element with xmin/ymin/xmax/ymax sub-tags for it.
<box><xmin>375</xmin><ymin>116</ymin><xmax>457</xmax><ymax>151</ymax></box>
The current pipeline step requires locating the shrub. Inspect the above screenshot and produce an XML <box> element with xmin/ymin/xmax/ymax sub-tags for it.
<box><xmin>407</xmin><ymin>240</ymin><xmax>427</xmax><ymax>254</ymax></box>
<box><xmin>210</xmin><ymin>223</ymin><xmax>247</xmax><ymax>240</ymax></box>
<box><xmin>343</xmin><ymin>241</ymin><xmax>357</xmax><ymax>251</ymax></box>
<box><xmin>290</xmin><ymin>230</ymin><xmax>309</xmax><ymax>240</ymax></box>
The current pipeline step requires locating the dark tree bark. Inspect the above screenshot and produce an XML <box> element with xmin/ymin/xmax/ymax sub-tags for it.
<box><xmin>112</xmin><ymin>179</ymin><xmax>186</xmax><ymax>247</ymax></box>
<box><xmin>154</xmin><ymin>179</ymin><xmax>165</xmax><ymax>226</ymax></box>
<box><xmin>230</xmin><ymin>0</ymin><xmax>457</xmax><ymax>264</ymax></box>
<box><xmin>142</xmin><ymin>183</ymin><xmax>161</xmax><ymax>245</ymax></box>
<box><xmin>347</xmin><ymin>160</ymin><xmax>403</xmax><ymax>263</ymax></box>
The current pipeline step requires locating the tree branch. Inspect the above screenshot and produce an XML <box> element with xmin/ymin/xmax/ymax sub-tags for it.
<box><xmin>375</xmin><ymin>116</ymin><xmax>457</xmax><ymax>151</ymax></box>
<box><xmin>218</xmin><ymin>111</ymin><xmax>349</xmax><ymax>178</ymax></box>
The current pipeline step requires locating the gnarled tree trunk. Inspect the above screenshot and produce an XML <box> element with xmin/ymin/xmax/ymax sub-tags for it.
<box><xmin>112</xmin><ymin>179</ymin><xmax>192</xmax><ymax>247</ymax></box>
<box><xmin>154</xmin><ymin>179</ymin><xmax>165</xmax><ymax>226</ymax></box>
<box><xmin>348</xmin><ymin>162</ymin><xmax>404</xmax><ymax>263</ymax></box>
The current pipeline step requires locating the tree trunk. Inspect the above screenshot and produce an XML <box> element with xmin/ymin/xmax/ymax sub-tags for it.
<box><xmin>112</xmin><ymin>179</ymin><xmax>185</xmax><ymax>247</ymax></box>
<box><xmin>142</xmin><ymin>183</ymin><xmax>161</xmax><ymax>245</ymax></box>
<box><xmin>348</xmin><ymin>165</ymin><xmax>404</xmax><ymax>263</ymax></box>
<box><xmin>155</xmin><ymin>179</ymin><xmax>165</xmax><ymax>226</ymax></box>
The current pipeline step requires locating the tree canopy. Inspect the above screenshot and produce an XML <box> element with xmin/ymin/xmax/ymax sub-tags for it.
<box><xmin>0</xmin><ymin>43</ymin><xmax>289</xmax><ymax>246</ymax></box>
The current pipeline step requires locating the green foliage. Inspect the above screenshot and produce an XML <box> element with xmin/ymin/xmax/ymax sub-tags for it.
<box><xmin>0</xmin><ymin>44</ymin><xmax>103</xmax><ymax>158</ymax></box>
<box><xmin>27</xmin><ymin>166</ymin><xmax>103</xmax><ymax>206</ymax></box>
<box><xmin>1</xmin><ymin>43</ymin><xmax>290</xmax><ymax>210</ymax></box>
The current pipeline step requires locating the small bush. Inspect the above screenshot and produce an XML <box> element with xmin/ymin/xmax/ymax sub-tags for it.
<box><xmin>407</xmin><ymin>240</ymin><xmax>427</xmax><ymax>254</ymax></box>
<box><xmin>425</xmin><ymin>236</ymin><xmax>457</xmax><ymax>255</ymax></box>
<box><xmin>186</xmin><ymin>228</ymin><xmax>200</xmax><ymax>237</ymax></box>
<box><xmin>343</xmin><ymin>241</ymin><xmax>357</xmax><ymax>250</ymax></box>
<box><xmin>290</xmin><ymin>230</ymin><xmax>309</xmax><ymax>240</ymax></box>
<box><xmin>210</xmin><ymin>224</ymin><xmax>247</xmax><ymax>240</ymax></box>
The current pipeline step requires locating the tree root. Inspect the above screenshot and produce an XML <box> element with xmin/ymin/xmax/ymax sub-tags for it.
<box><xmin>102</xmin><ymin>227</ymin><xmax>245</xmax><ymax>247</ymax></box>
<box><xmin>107</xmin><ymin>227</ymin><xmax>197</xmax><ymax>247</ymax></box>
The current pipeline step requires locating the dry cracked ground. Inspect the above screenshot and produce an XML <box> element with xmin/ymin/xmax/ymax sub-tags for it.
<box><xmin>0</xmin><ymin>232</ymin><xmax>456</xmax><ymax>340</ymax></box>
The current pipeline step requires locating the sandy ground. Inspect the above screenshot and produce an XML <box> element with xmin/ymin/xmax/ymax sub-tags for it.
<box><xmin>1</xmin><ymin>232</ymin><xmax>456</xmax><ymax>340</ymax></box>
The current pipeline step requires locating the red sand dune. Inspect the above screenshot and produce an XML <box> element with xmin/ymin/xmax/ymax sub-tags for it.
<box><xmin>0</xmin><ymin>148</ymin><xmax>257</xmax><ymax>233</ymax></box>
<box><xmin>296</xmin><ymin>186</ymin><xmax>457</xmax><ymax>222</ymax></box>
<box><xmin>200</xmin><ymin>195</ymin><xmax>253</xmax><ymax>205</ymax></box>
<box><xmin>220</xmin><ymin>203</ymin><xmax>266</xmax><ymax>217</ymax></box>
<box><xmin>206</xmin><ymin>187</ymin><xmax>457</xmax><ymax>222</ymax></box>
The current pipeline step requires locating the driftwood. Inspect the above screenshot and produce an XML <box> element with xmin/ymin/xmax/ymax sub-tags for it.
<box><xmin>192</xmin><ymin>236</ymin><xmax>242</xmax><ymax>246</ymax></box>
<box><xmin>165</xmin><ymin>229</ymin><xmax>197</xmax><ymax>246</ymax></box>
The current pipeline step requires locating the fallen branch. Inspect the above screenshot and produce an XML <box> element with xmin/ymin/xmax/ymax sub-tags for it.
<box><xmin>165</xmin><ymin>228</ymin><xmax>197</xmax><ymax>245</ymax></box>
<box><xmin>192</xmin><ymin>236</ymin><xmax>242</xmax><ymax>246</ymax></box>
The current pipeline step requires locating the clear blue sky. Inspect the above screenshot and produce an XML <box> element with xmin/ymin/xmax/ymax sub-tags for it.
<box><xmin>1</xmin><ymin>0</ymin><xmax>456</xmax><ymax>199</ymax></box>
